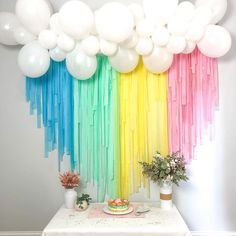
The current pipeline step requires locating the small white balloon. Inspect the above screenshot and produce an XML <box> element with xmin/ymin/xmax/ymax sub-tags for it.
<box><xmin>57</xmin><ymin>33</ymin><xmax>75</xmax><ymax>52</ymax></box>
<box><xmin>135</xmin><ymin>37</ymin><xmax>153</xmax><ymax>56</ymax></box>
<box><xmin>39</xmin><ymin>30</ymin><xmax>57</xmax><ymax>49</ymax></box>
<box><xmin>185</xmin><ymin>23</ymin><xmax>205</xmax><ymax>42</ymax></box>
<box><xmin>143</xmin><ymin>0</ymin><xmax>179</xmax><ymax>26</ymax></box>
<box><xmin>109</xmin><ymin>47</ymin><xmax>139</xmax><ymax>73</ymax></box>
<box><xmin>197</xmin><ymin>25</ymin><xmax>231</xmax><ymax>58</ymax></box>
<box><xmin>100</xmin><ymin>39</ymin><xmax>117</xmax><ymax>56</ymax></box>
<box><xmin>81</xmin><ymin>35</ymin><xmax>100</xmax><ymax>56</ymax></box>
<box><xmin>121</xmin><ymin>31</ymin><xmax>138</xmax><ymax>49</ymax></box>
<box><xmin>143</xmin><ymin>46</ymin><xmax>173</xmax><ymax>74</ymax></box>
<box><xmin>167</xmin><ymin>16</ymin><xmax>190</xmax><ymax>36</ymax></box>
<box><xmin>50</xmin><ymin>13</ymin><xmax>63</xmax><ymax>35</ymax></box>
<box><xmin>136</xmin><ymin>18</ymin><xmax>155</xmax><ymax>38</ymax></box>
<box><xmin>193</xmin><ymin>6</ymin><xmax>213</xmax><ymax>26</ymax></box>
<box><xmin>152</xmin><ymin>26</ymin><xmax>170</xmax><ymax>46</ymax></box>
<box><xmin>183</xmin><ymin>41</ymin><xmax>196</xmax><ymax>54</ymax></box>
<box><xmin>59</xmin><ymin>0</ymin><xmax>94</xmax><ymax>40</ymax></box>
<box><xmin>14</xmin><ymin>26</ymin><xmax>36</xmax><ymax>45</ymax></box>
<box><xmin>15</xmin><ymin>0</ymin><xmax>51</xmax><ymax>35</ymax></box>
<box><xmin>49</xmin><ymin>47</ymin><xmax>66</xmax><ymax>62</ymax></box>
<box><xmin>96</xmin><ymin>2</ymin><xmax>134</xmax><ymax>43</ymax></box>
<box><xmin>128</xmin><ymin>3</ymin><xmax>144</xmax><ymax>25</ymax></box>
<box><xmin>18</xmin><ymin>41</ymin><xmax>50</xmax><ymax>78</ymax></box>
<box><xmin>0</xmin><ymin>12</ymin><xmax>20</xmax><ymax>45</ymax></box>
<box><xmin>66</xmin><ymin>43</ymin><xmax>97</xmax><ymax>80</ymax></box>
<box><xmin>167</xmin><ymin>35</ymin><xmax>186</xmax><ymax>54</ymax></box>
<box><xmin>175</xmin><ymin>1</ymin><xmax>195</xmax><ymax>21</ymax></box>
<box><xmin>195</xmin><ymin>0</ymin><xmax>227</xmax><ymax>24</ymax></box>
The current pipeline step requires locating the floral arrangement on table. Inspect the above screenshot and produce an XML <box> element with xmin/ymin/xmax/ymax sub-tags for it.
<box><xmin>75</xmin><ymin>193</ymin><xmax>92</xmax><ymax>211</ymax></box>
<box><xmin>139</xmin><ymin>152</ymin><xmax>188</xmax><ymax>186</ymax></box>
<box><xmin>59</xmin><ymin>172</ymin><xmax>80</xmax><ymax>209</ymax></box>
<box><xmin>59</xmin><ymin>171</ymin><xmax>80</xmax><ymax>189</ymax></box>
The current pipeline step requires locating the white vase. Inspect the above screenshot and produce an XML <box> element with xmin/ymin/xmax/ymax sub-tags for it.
<box><xmin>160</xmin><ymin>181</ymin><xmax>173</xmax><ymax>210</ymax></box>
<box><xmin>64</xmin><ymin>188</ymin><xmax>77</xmax><ymax>209</ymax></box>
<box><xmin>75</xmin><ymin>200</ymin><xmax>88</xmax><ymax>211</ymax></box>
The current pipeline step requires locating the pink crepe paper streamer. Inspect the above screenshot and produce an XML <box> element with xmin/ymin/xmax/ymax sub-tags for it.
<box><xmin>168</xmin><ymin>48</ymin><xmax>219</xmax><ymax>162</ymax></box>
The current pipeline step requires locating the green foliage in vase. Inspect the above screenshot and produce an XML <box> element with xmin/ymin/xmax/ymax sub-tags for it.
<box><xmin>76</xmin><ymin>194</ymin><xmax>92</xmax><ymax>209</ymax></box>
<box><xmin>139</xmin><ymin>152</ymin><xmax>188</xmax><ymax>186</ymax></box>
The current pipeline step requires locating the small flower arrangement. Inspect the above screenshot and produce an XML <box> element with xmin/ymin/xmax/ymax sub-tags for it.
<box><xmin>139</xmin><ymin>152</ymin><xmax>188</xmax><ymax>186</ymax></box>
<box><xmin>59</xmin><ymin>172</ymin><xmax>80</xmax><ymax>189</ymax></box>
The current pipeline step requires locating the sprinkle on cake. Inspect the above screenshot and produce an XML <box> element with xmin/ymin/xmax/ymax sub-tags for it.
<box><xmin>108</xmin><ymin>199</ymin><xmax>129</xmax><ymax>212</ymax></box>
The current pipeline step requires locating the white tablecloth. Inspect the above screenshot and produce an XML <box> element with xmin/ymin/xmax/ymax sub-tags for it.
<box><xmin>42</xmin><ymin>203</ymin><xmax>190</xmax><ymax>236</ymax></box>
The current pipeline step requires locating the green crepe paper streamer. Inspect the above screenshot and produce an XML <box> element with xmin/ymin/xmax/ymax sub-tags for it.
<box><xmin>73</xmin><ymin>56</ymin><xmax>120</xmax><ymax>201</ymax></box>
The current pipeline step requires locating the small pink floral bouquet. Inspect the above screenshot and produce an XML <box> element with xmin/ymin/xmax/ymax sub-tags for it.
<box><xmin>59</xmin><ymin>172</ymin><xmax>80</xmax><ymax>189</ymax></box>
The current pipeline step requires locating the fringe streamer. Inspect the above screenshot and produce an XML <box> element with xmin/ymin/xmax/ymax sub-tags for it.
<box><xmin>119</xmin><ymin>60</ymin><xmax>169</xmax><ymax>199</ymax></box>
<box><xmin>168</xmin><ymin>49</ymin><xmax>219</xmax><ymax>161</ymax></box>
<box><xmin>25</xmin><ymin>61</ymin><xmax>75</xmax><ymax>170</ymax></box>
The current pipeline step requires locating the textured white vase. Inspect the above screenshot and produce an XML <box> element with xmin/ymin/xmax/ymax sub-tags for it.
<box><xmin>64</xmin><ymin>188</ymin><xmax>77</xmax><ymax>209</ymax></box>
<box><xmin>160</xmin><ymin>181</ymin><xmax>173</xmax><ymax>210</ymax></box>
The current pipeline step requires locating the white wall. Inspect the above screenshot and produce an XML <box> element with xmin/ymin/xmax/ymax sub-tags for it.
<box><xmin>0</xmin><ymin>0</ymin><xmax>236</xmax><ymax>232</ymax></box>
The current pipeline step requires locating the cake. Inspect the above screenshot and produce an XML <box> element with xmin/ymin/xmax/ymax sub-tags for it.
<box><xmin>108</xmin><ymin>198</ymin><xmax>129</xmax><ymax>212</ymax></box>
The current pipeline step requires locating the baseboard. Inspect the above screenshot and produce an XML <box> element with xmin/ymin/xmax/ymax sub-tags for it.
<box><xmin>191</xmin><ymin>231</ymin><xmax>236</xmax><ymax>236</ymax></box>
<box><xmin>0</xmin><ymin>232</ymin><xmax>41</xmax><ymax>236</ymax></box>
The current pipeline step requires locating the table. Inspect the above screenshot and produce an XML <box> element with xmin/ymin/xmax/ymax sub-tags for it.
<box><xmin>42</xmin><ymin>203</ymin><xmax>190</xmax><ymax>236</ymax></box>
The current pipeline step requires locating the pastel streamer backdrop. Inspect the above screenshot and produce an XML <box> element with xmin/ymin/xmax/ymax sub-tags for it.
<box><xmin>25</xmin><ymin>49</ymin><xmax>218</xmax><ymax>201</ymax></box>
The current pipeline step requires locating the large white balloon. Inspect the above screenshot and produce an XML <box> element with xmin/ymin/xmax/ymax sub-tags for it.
<box><xmin>193</xmin><ymin>6</ymin><xmax>213</xmax><ymax>26</ymax></box>
<box><xmin>197</xmin><ymin>25</ymin><xmax>231</xmax><ymax>58</ymax></box>
<box><xmin>185</xmin><ymin>23</ymin><xmax>205</xmax><ymax>42</ymax></box>
<box><xmin>175</xmin><ymin>1</ymin><xmax>195</xmax><ymax>21</ymax></box>
<box><xmin>167</xmin><ymin>35</ymin><xmax>186</xmax><ymax>54</ymax></box>
<box><xmin>59</xmin><ymin>0</ymin><xmax>94</xmax><ymax>40</ymax></box>
<box><xmin>195</xmin><ymin>0</ymin><xmax>227</xmax><ymax>24</ymax></box>
<box><xmin>14</xmin><ymin>26</ymin><xmax>36</xmax><ymax>45</ymax></box>
<box><xmin>66</xmin><ymin>43</ymin><xmax>97</xmax><ymax>80</ymax></box>
<box><xmin>143</xmin><ymin>46</ymin><xmax>173</xmax><ymax>73</ymax></box>
<box><xmin>49</xmin><ymin>47</ymin><xmax>66</xmax><ymax>62</ymax></box>
<box><xmin>121</xmin><ymin>31</ymin><xmax>138</xmax><ymax>49</ymax></box>
<box><xmin>15</xmin><ymin>0</ymin><xmax>51</xmax><ymax>35</ymax></box>
<box><xmin>109</xmin><ymin>47</ymin><xmax>139</xmax><ymax>73</ymax></box>
<box><xmin>81</xmin><ymin>36</ymin><xmax>100</xmax><ymax>56</ymax></box>
<box><xmin>18</xmin><ymin>41</ymin><xmax>50</xmax><ymax>78</ymax></box>
<box><xmin>100</xmin><ymin>39</ymin><xmax>117</xmax><ymax>56</ymax></box>
<box><xmin>136</xmin><ymin>18</ymin><xmax>155</xmax><ymax>38</ymax></box>
<box><xmin>96</xmin><ymin>2</ymin><xmax>134</xmax><ymax>43</ymax></box>
<box><xmin>152</xmin><ymin>26</ymin><xmax>170</xmax><ymax>46</ymax></box>
<box><xmin>167</xmin><ymin>16</ymin><xmax>190</xmax><ymax>36</ymax></box>
<box><xmin>57</xmin><ymin>33</ymin><xmax>75</xmax><ymax>52</ymax></box>
<box><xmin>50</xmin><ymin>13</ymin><xmax>63</xmax><ymax>35</ymax></box>
<box><xmin>128</xmin><ymin>3</ymin><xmax>144</xmax><ymax>25</ymax></box>
<box><xmin>135</xmin><ymin>37</ymin><xmax>153</xmax><ymax>56</ymax></box>
<box><xmin>0</xmin><ymin>12</ymin><xmax>20</xmax><ymax>45</ymax></box>
<box><xmin>38</xmin><ymin>30</ymin><xmax>57</xmax><ymax>49</ymax></box>
<box><xmin>143</xmin><ymin>0</ymin><xmax>179</xmax><ymax>26</ymax></box>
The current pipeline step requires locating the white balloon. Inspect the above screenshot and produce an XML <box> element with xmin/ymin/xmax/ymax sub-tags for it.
<box><xmin>167</xmin><ymin>35</ymin><xmax>186</xmax><ymax>54</ymax></box>
<box><xmin>81</xmin><ymin>36</ymin><xmax>100</xmax><ymax>56</ymax></box>
<box><xmin>143</xmin><ymin>46</ymin><xmax>173</xmax><ymax>73</ymax></box>
<box><xmin>15</xmin><ymin>0</ymin><xmax>51</xmax><ymax>35</ymax></box>
<box><xmin>143</xmin><ymin>0</ymin><xmax>179</xmax><ymax>26</ymax></box>
<box><xmin>96</xmin><ymin>2</ymin><xmax>134</xmax><ymax>43</ymax></box>
<box><xmin>195</xmin><ymin>0</ymin><xmax>227</xmax><ymax>24</ymax></box>
<box><xmin>128</xmin><ymin>3</ymin><xmax>144</xmax><ymax>25</ymax></box>
<box><xmin>109</xmin><ymin>47</ymin><xmax>139</xmax><ymax>73</ymax></box>
<box><xmin>39</xmin><ymin>30</ymin><xmax>57</xmax><ymax>49</ymax></box>
<box><xmin>50</xmin><ymin>13</ymin><xmax>63</xmax><ymax>35</ymax></box>
<box><xmin>66</xmin><ymin>43</ymin><xmax>97</xmax><ymax>80</ymax></box>
<box><xmin>57</xmin><ymin>33</ymin><xmax>75</xmax><ymax>52</ymax></box>
<box><xmin>185</xmin><ymin>23</ymin><xmax>205</xmax><ymax>42</ymax></box>
<box><xmin>136</xmin><ymin>18</ymin><xmax>155</xmax><ymax>38</ymax></box>
<box><xmin>175</xmin><ymin>1</ymin><xmax>195</xmax><ymax>21</ymax></box>
<box><xmin>193</xmin><ymin>6</ymin><xmax>213</xmax><ymax>26</ymax></box>
<box><xmin>167</xmin><ymin>16</ymin><xmax>190</xmax><ymax>36</ymax></box>
<box><xmin>183</xmin><ymin>41</ymin><xmax>196</xmax><ymax>54</ymax></box>
<box><xmin>135</xmin><ymin>37</ymin><xmax>153</xmax><ymax>56</ymax></box>
<box><xmin>121</xmin><ymin>31</ymin><xmax>138</xmax><ymax>49</ymax></box>
<box><xmin>0</xmin><ymin>12</ymin><xmax>20</xmax><ymax>45</ymax></box>
<box><xmin>100</xmin><ymin>39</ymin><xmax>117</xmax><ymax>56</ymax></box>
<box><xmin>152</xmin><ymin>26</ymin><xmax>170</xmax><ymax>46</ymax></box>
<box><xmin>18</xmin><ymin>41</ymin><xmax>50</xmax><ymax>78</ymax></box>
<box><xmin>59</xmin><ymin>0</ymin><xmax>94</xmax><ymax>40</ymax></box>
<box><xmin>197</xmin><ymin>25</ymin><xmax>231</xmax><ymax>58</ymax></box>
<box><xmin>49</xmin><ymin>47</ymin><xmax>66</xmax><ymax>62</ymax></box>
<box><xmin>14</xmin><ymin>26</ymin><xmax>36</xmax><ymax>45</ymax></box>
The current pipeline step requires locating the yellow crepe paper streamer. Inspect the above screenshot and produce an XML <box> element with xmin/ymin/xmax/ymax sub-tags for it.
<box><xmin>119</xmin><ymin>60</ymin><xmax>169</xmax><ymax>199</ymax></box>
